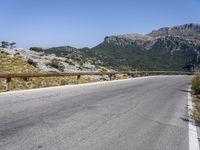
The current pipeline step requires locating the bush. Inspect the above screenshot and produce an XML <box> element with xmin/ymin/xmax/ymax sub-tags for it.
<box><xmin>29</xmin><ymin>47</ymin><xmax>44</xmax><ymax>53</ymax></box>
<box><xmin>64</xmin><ymin>55</ymin><xmax>85</xmax><ymax>66</ymax></box>
<box><xmin>192</xmin><ymin>73</ymin><xmax>200</xmax><ymax>94</ymax></box>
<box><xmin>64</xmin><ymin>55</ymin><xmax>71</xmax><ymax>63</ymax></box>
<box><xmin>46</xmin><ymin>59</ymin><xmax>65</xmax><ymax>72</ymax></box>
<box><xmin>27</xmin><ymin>59</ymin><xmax>38</xmax><ymax>67</ymax></box>
<box><xmin>14</xmin><ymin>52</ymin><xmax>20</xmax><ymax>56</ymax></box>
<box><xmin>0</xmin><ymin>51</ymin><xmax>10</xmax><ymax>55</ymax></box>
<box><xmin>73</xmin><ymin>56</ymin><xmax>85</xmax><ymax>66</ymax></box>
<box><xmin>1</xmin><ymin>41</ymin><xmax>9</xmax><ymax>48</ymax></box>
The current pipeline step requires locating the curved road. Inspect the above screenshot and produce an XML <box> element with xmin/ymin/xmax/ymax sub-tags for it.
<box><xmin>0</xmin><ymin>76</ymin><xmax>194</xmax><ymax>150</ymax></box>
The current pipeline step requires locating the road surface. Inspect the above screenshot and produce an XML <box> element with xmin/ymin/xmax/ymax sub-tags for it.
<box><xmin>0</xmin><ymin>76</ymin><xmax>194</xmax><ymax>150</ymax></box>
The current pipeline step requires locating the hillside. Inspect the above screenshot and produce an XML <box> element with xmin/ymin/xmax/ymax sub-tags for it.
<box><xmin>88</xmin><ymin>34</ymin><xmax>200</xmax><ymax>71</ymax></box>
<box><xmin>1</xmin><ymin>47</ymin><xmax>106</xmax><ymax>72</ymax></box>
<box><xmin>45</xmin><ymin>23</ymin><xmax>200</xmax><ymax>71</ymax></box>
<box><xmin>0</xmin><ymin>49</ymin><xmax>102</xmax><ymax>92</ymax></box>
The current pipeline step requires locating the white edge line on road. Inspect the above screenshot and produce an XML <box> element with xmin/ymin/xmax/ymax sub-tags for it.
<box><xmin>0</xmin><ymin>75</ymin><xmax>184</xmax><ymax>96</ymax></box>
<box><xmin>188</xmin><ymin>87</ymin><xmax>200</xmax><ymax>150</ymax></box>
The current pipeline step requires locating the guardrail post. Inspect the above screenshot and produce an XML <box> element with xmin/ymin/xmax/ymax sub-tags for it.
<box><xmin>127</xmin><ymin>73</ymin><xmax>134</xmax><ymax>78</ymax></box>
<box><xmin>128</xmin><ymin>73</ymin><xmax>135</xmax><ymax>78</ymax></box>
<box><xmin>6</xmin><ymin>77</ymin><xmax>11</xmax><ymax>91</ymax></box>
<box><xmin>77</xmin><ymin>75</ymin><xmax>81</xmax><ymax>80</ymax></box>
<box><xmin>108</xmin><ymin>74</ymin><xmax>113</xmax><ymax>80</ymax></box>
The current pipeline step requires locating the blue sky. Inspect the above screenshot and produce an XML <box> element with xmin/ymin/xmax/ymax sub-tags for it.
<box><xmin>0</xmin><ymin>0</ymin><xmax>200</xmax><ymax>48</ymax></box>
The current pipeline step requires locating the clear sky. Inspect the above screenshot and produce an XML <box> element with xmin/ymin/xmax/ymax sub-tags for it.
<box><xmin>0</xmin><ymin>0</ymin><xmax>200</xmax><ymax>48</ymax></box>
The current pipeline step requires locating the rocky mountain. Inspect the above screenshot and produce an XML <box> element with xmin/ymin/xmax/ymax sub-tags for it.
<box><xmin>147</xmin><ymin>23</ymin><xmax>200</xmax><ymax>41</ymax></box>
<box><xmin>45</xmin><ymin>23</ymin><xmax>200</xmax><ymax>71</ymax></box>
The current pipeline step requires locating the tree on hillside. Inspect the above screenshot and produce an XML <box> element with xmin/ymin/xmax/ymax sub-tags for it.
<box><xmin>1</xmin><ymin>41</ymin><xmax>9</xmax><ymax>48</ymax></box>
<box><xmin>10</xmin><ymin>42</ymin><xmax>16</xmax><ymax>49</ymax></box>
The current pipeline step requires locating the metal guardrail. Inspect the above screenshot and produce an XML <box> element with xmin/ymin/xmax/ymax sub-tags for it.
<box><xmin>0</xmin><ymin>71</ymin><xmax>194</xmax><ymax>91</ymax></box>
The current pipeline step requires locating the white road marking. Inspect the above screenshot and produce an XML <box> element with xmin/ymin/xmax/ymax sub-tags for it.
<box><xmin>188</xmin><ymin>89</ymin><xmax>200</xmax><ymax>150</ymax></box>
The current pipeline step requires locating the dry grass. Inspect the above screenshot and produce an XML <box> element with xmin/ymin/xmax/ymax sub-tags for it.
<box><xmin>192</xmin><ymin>72</ymin><xmax>200</xmax><ymax>94</ymax></box>
<box><xmin>191</xmin><ymin>94</ymin><xmax>200</xmax><ymax>122</ymax></box>
<box><xmin>191</xmin><ymin>72</ymin><xmax>200</xmax><ymax>122</ymax></box>
<box><xmin>115</xmin><ymin>74</ymin><xmax>130</xmax><ymax>80</ymax></box>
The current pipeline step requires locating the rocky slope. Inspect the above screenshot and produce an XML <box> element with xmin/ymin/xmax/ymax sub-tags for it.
<box><xmin>0</xmin><ymin>47</ymin><xmax>108</xmax><ymax>73</ymax></box>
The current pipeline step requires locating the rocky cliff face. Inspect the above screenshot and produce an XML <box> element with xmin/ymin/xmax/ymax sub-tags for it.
<box><xmin>104</xmin><ymin>34</ymin><xmax>157</xmax><ymax>49</ymax></box>
<box><xmin>104</xmin><ymin>23</ymin><xmax>200</xmax><ymax>49</ymax></box>
<box><xmin>147</xmin><ymin>23</ymin><xmax>200</xmax><ymax>41</ymax></box>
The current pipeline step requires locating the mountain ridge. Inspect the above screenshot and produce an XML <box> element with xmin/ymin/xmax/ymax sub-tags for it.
<box><xmin>45</xmin><ymin>23</ymin><xmax>200</xmax><ymax>71</ymax></box>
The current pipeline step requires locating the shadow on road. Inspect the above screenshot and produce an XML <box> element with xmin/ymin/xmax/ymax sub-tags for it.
<box><xmin>179</xmin><ymin>89</ymin><xmax>189</xmax><ymax>93</ymax></box>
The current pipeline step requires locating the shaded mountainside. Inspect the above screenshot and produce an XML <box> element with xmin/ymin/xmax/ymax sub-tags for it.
<box><xmin>45</xmin><ymin>23</ymin><xmax>200</xmax><ymax>71</ymax></box>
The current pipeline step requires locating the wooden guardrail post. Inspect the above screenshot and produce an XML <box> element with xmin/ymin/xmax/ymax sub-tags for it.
<box><xmin>77</xmin><ymin>75</ymin><xmax>81</xmax><ymax>80</ymax></box>
<box><xmin>127</xmin><ymin>73</ymin><xmax>134</xmax><ymax>78</ymax></box>
<box><xmin>108</xmin><ymin>74</ymin><xmax>113</xmax><ymax>80</ymax></box>
<box><xmin>6</xmin><ymin>77</ymin><xmax>12</xmax><ymax>91</ymax></box>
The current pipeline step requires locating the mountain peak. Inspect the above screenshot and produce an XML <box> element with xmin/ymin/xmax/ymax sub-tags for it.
<box><xmin>104</xmin><ymin>33</ymin><xmax>157</xmax><ymax>48</ymax></box>
<box><xmin>147</xmin><ymin>23</ymin><xmax>200</xmax><ymax>40</ymax></box>
<box><xmin>105</xmin><ymin>33</ymin><xmax>154</xmax><ymax>42</ymax></box>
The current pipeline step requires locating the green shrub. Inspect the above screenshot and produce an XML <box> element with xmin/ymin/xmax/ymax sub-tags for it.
<box><xmin>14</xmin><ymin>52</ymin><xmax>20</xmax><ymax>56</ymax></box>
<box><xmin>64</xmin><ymin>58</ymin><xmax>69</xmax><ymax>63</ymax></box>
<box><xmin>73</xmin><ymin>56</ymin><xmax>85</xmax><ymax>66</ymax></box>
<box><xmin>0</xmin><ymin>51</ymin><xmax>10</xmax><ymax>55</ymax></box>
<box><xmin>27</xmin><ymin>59</ymin><xmax>38</xmax><ymax>67</ymax></box>
<box><xmin>192</xmin><ymin>73</ymin><xmax>200</xmax><ymax>94</ymax></box>
<box><xmin>29</xmin><ymin>47</ymin><xmax>44</xmax><ymax>53</ymax></box>
<box><xmin>46</xmin><ymin>59</ymin><xmax>65</xmax><ymax>72</ymax></box>
<box><xmin>64</xmin><ymin>55</ymin><xmax>71</xmax><ymax>63</ymax></box>
<box><xmin>65</xmin><ymin>55</ymin><xmax>71</xmax><ymax>59</ymax></box>
<box><xmin>64</xmin><ymin>55</ymin><xmax>85</xmax><ymax>66</ymax></box>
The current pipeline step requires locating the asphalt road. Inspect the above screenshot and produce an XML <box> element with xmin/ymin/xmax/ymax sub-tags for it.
<box><xmin>0</xmin><ymin>76</ymin><xmax>193</xmax><ymax>150</ymax></box>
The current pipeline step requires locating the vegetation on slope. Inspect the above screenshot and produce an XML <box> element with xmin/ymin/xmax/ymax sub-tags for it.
<box><xmin>45</xmin><ymin>46</ymin><xmax>78</xmax><ymax>56</ymax></box>
<box><xmin>29</xmin><ymin>47</ymin><xmax>44</xmax><ymax>53</ymax></box>
<box><xmin>84</xmin><ymin>42</ymin><xmax>150</xmax><ymax>70</ymax></box>
<box><xmin>191</xmin><ymin>73</ymin><xmax>200</xmax><ymax>122</ymax></box>
<box><xmin>45</xmin><ymin>59</ymin><xmax>65</xmax><ymax>72</ymax></box>
<box><xmin>82</xmin><ymin>40</ymin><xmax>198</xmax><ymax>71</ymax></box>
